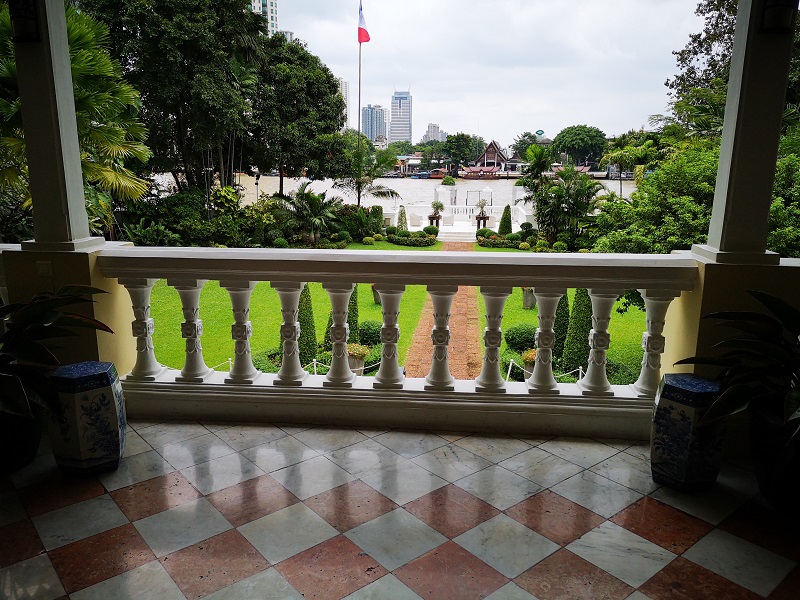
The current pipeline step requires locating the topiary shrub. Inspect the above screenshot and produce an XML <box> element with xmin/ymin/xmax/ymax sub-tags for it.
<box><xmin>519</xmin><ymin>242</ymin><xmax>531</xmax><ymax>251</ymax></box>
<box><xmin>348</xmin><ymin>285</ymin><xmax>359</xmax><ymax>344</ymax></box>
<box><xmin>359</xmin><ymin>320</ymin><xmax>382</xmax><ymax>346</ymax></box>
<box><xmin>397</xmin><ymin>230</ymin><xmax>411</xmax><ymax>238</ymax></box>
<box><xmin>560</xmin><ymin>288</ymin><xmax>592</xmax><ymax>375</ymax></box>
<box><xmin>386</xmin><ymin>225</ymin><xmax>397</xmax><ymax>235</ymax></box>
<box><xmin>373</xmin><ymin>233</ymin><xmax>383</xmax><ymax>241</ymax></box>
<box><xmin>362</xmin><ymin>236</ymin><xmax>375</xmax><ymax>245</ymax></box>
<box><xmin>297</xmin><ymin>284</ymin><xmax>317</xmax><ymax>368</ymax></box>
<box><xmin>397</xmin><ymin>206</ymin><xmax>408</xmax><ymax>231</ymax></box>
<box><xmin>526</xmin><ymin>234</ymin><xmax>538</xmax><ymax>246</ymax></box>
<box><xmin>411</xmin><ymin>230</ymin><xmax>426</xmax><ymax>238</ymax></box>
<box><xmin>553</xmin><ymin>293</ymin><xmax>570</xmax><ymax>363</ymax></box>
<box><xmin>273</xmin><ymin>237</ymin><xmax>289</xmax><ymax>248</ymax></box>
<box><xmin>337</xmin><ymin>230</ymin><xmax>352</xmax><ymax>243</ymax></box>
<box><xmin>476</xmin><ymin>228</ymin><xmax>495</xmax><ymax>239</ymax></box>
<box><xmin>369</xmin><ymin>205</ymin><xmax>384</xmax><ymax>233</ymax></box>
<box><xmin>520</xmin><ymin>221</ymin><xmax>534</xmax><ymax>233</ymax></box>
<box><xmin>323</xmin><ymin>312</ymin><xmax>333</xmax><ymax>351</ymax></box>
<box><xmin>423</xmin><ymin>225</ymin><xmax>439</xmax><ymax>237</ymax></box>
<box><xmin>506</xmin><ymin>233</ymin><xmax>521</xmax><ymax>242</ymax></box>
<box><xmin>552</xmin><ymin>241</ymin><xmax>569</xmax><ymax>252</ymax></box>
<box><xmin>498</xmin><ymin>205</ymin><xmax>512</xmax><ymax>235</ymax></box>
<box><xmin>388</xmin><ymin>234</ymin><xmax>437</xmax><ymax>247</ymax></box>
<box><xmin>504</xmin><ymin>323</ymin><xmax>537</xmax><ymax>353</ymax></box>
<box><xmin>264</xmin><ymin>228</ymin><xmax>284</xmax><ymax>245</ymax></box>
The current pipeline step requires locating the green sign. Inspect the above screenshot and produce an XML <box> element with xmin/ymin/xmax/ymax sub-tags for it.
<box><xmin>535</xmin><ymin>130</ymin><xmax>545</xmax><ymax>135</ymax></box>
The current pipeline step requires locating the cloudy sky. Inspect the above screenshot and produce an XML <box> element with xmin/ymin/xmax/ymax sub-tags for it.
<box><xmin>281</xmin><ymin>1</ymin><xmax>703</xmax><ymax>147</ymax></box>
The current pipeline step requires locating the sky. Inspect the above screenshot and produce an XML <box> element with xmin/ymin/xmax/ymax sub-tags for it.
<box><xmin>280</xmin><ymin>1</ymin><xmax>703</xmax><ymax>148</ymax></box>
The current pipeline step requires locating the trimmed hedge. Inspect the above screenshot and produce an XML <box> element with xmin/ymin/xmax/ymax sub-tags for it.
<box><xmin>506</xmin><ymin>233</ymin><xmax>521</xmax><ymax>242</ymax></box>
<box><xmin>519</xmin><ymin>242</ymin><xmax>531</xmax><ymax>250</ymax></box>
<box><xmin>396</xmin><ymin>230</ymin><xmax>411</xmax><ymax>238</ymax></box>
<box><xmin>553</xmin><ymin>293</ymin><xmax>570</xmax><ymax>363</ymax></box>
<box><xmin>505</xmin><ymin>323</ymin><xmax>537</xmax><ymax>353</ymax></box>
<box><xmin>252</xmin><ymin>351</ymin><xmax>279</xmax><ymax>373</ymax></box>
<box><xmin>423</xmin><ymin>225</ymin><xmax>439</xmax><ymax>237</ymax></box>
<box><xmin>297</xmin><ymin>284</ymin><xmax>317</xmax><ymax>367</ymax></box>
<box><xmin>498</xmin><ymin>205</ymin><xmax>512</xmax><ymax>235</ymax></box>
<box><xmin>561</xmin><ymin>288</ymin><xmax>592</xmax><ymax>374</ymax></box>
<box><xmin>476</xmin><ymin>227</ymin><xmax>495</xmax><ymax>239</ymax></box>
<box><xmin>348</xmin><ymin>285</ymin><xmax>359</xmax><ymax>344</ymax></box>
<box><xmin>273</xmin><ymin>237</ymin><xmax>289</xmax><ymax>248</ymax></box>
<box><xmin>387</xmin><ymin>234</ymin><xmax>437</xmax><ymax>247</ymax></box>
<box><xmin>478</xmin><ymin>237</ymin><xmax>520</xmax><ymax>249</ymax></box>
<box><xmin>359</xmin><ymin>320</ymin><xmax>382</xmax><ymax>346</ymax></box>
<box><xmin>520</xmin><ymin>221</ymin><xmax>534</xmax><ymax>233</ymax></box>
<box><xmin>363</xmin><ymin>345</ymin><xmax>383</xmax><ymax>374</ymax></box>
<box><xmin>362</xmin><ymin>237</ymin><xmax>375</xmax><ymax>245</ymax></box>
<box><xmin>386</xmin><ymin>225</ymin><xmax>397</xmax><ymax>235</ymax></box>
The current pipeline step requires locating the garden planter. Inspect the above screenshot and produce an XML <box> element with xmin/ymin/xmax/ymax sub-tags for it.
<box><xmin>749</xmin><ymin>407</ymin><xmax>800</xmax><ymax>518</ymax></box>
<box><xmin>522</xmin><ymin>288</ymin><xmax>537</xmax><ymax>310</ymax></box>
<box><xmin>48</xmin><ymin>361</ymin><xmax>126</xmax><ymax>475</ymax></box>
<box><xmin>347</xmin><ymin>356</ymin><xmax>365</xmax><ymax>376</ymax></box>
<box><xmin>650</xmin><ymin>373</ymin><xmax>724</xmax><ymax>491</ymax></box>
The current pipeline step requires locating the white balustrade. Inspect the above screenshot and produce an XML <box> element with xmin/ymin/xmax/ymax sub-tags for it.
<box><xmin>577</xmin><ymin>289</ymin><xmax>623</xmax><ymax>395</ymax></box>
<box><xmin>220</xmin><ymin>280</ymin><xmax>259</xmax><ymax>384</ymax></box>
<box><xmin>323</xmin><ymin>282</ymin><xmax>356</xmax><ymax>387</ymax></box>
<box><xmin>120</xmin><ymin>277</ymin><xmax>166</xmax><ymax>381</ymax></box>
<box><xmin>631</xmin><ymin>289</ymin><xmax>682</xmax><ymax>397</ymax></box>
<box><xmin>169</xmin><ymin>279</ymin><xmax>213</xmax><ymax>383</ymax></box>
<box><xmin>528</xmin><ymin>288</ymin><xmax>566</xmax><ymax>394</ymax></box>
<box><xmin>425</xmin><ymin>286</ymin><xmax>458</xmax><ymax>391</ymax></box>
<box><xmin>272</xmin><ymin>281</ymin><xmax>307</xmax><ymax>386</ymax></box>
<box><xmin>373</xmin><ymin>284</ymin><xmax>406</xmax><ymax>389</ymax></box>
<box><xmin>475</xmin><ymin>287</ymin><xmax>511</xmax><ymax>391</ymax></box>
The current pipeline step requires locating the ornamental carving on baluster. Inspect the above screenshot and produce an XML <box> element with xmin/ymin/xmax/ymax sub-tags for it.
<box><xmin>280</xmin><ymin>323</ymin><xmax>300</xmax><ymax>356</ymax></box>
<box><xmin>431</xmin><ymin>327</ymin><xmax>451</xmax><ymax>362</ymax></box>
<box><xmin>330</xmin><ymin>323</ymin><xmax>349</xmax><ymax>359</ymax></box>
<box><xmin>534</xmin><ymin>330</ymin><xmax>555</xmax><ymax>365</ymax></box>
<box><xmin>381</xmin><ymin>326</ymin><xmax>400</xmax><ymax>359</ymax></box>
<box><xmin>181</xmin><ymin>321</ymin><xmax>204</xmax><ymax>354</ymax></box>
<box><xmin>232</xmin><ymin>322</ymin><xmax>253</xmax><ymax>355</ymax></box>
<box><xmin>483</xmin><ymin>329</ymin><xmax>503</xmax><ymax>364</ymax></box>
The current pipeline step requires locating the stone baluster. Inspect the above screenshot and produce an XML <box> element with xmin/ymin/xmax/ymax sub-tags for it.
<box><xmin>475</xmin><ymin>287</ymin><xmax>512</xmax><ymax>392</ymax></box>
<box><xmin>528</xmin><ymin>288</ymin><xmax>566</xmax><ymax>394</ymax></box>
<box><xmin>578</xmin><ymin>289</ymin><xmax>623</xmax><ymax>395</ymax></box>
<box><xmin>323</xmin><ymin>282</ymin><xmax>356</xmax><ymax>387</ymax></box>
<box><xmin>220</xmin><ymin>280</ymin><xmax>259</xmax><ymax>384</ymax></box>
<box><xmin>119</xmin><ymin>277</ymin><xmax>166</xmax><ymax>381</ymax></box>
<box><xmin>425</xmin><ymin>286</ymin><xmax>458</xmax><ymax>391</ymax></box>
<box><xmin>272</xmin><ymin>281</ymin><xmax>307</xmax><ymax>386</ymax></box>
<box><xmin>631</xmin><ymin>289</ymin><xmax>682</xmax><ymax>398</ymax></box>
<box><xmin>373</xmin><ymin>284</ymin><xmax>406</xmax><ymax>389</ymax></box>
<box><xmin>168</xmin><ymin>279</ymin><xmax>212</xmax><ymax>383</ymax></box>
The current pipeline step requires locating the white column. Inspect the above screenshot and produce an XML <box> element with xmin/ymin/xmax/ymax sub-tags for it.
<box><xmin>221</xmin><ymin>280</ymin><xmax>259</xmax><ymax>384</ymax></box>
<box><xmin>374</xmin><ymin>284</ymin><xmax>406</xmax><ymax>389</ymax></box>
<box><xmin>119</xmin><ymin>278</ymin><xmax>166</xmax><ymax>381</ymax></box>
<box><xmin>631</xmin><ymin>289</ymin><xmax>681</xmax><ymax>398</ymax></box>
<box><xmin>528</xmin><ymin>288</ymin><xmax>566</xmax><ymax>394</ymax></box>
<box><xmin>169</xmin><ymin>279</ymin><xmax>212</xmax><ymax>383</ymax></box>
<box><xmin>475</xmin><ymin>287</ymin><xmax>511</xmax><ymax>392</ymax></box>
<box><xmin>424</xmin><ymin>286</ymin><xmax>458</xmax><ymax>391</ymax></box>
<box><xmin>323</xmin><ymin>282</ymin><xmax>356</xmax><ymax>387</ymax></box>
<box><xmin>272</xmin><ymin>281</ymin><xmax>307</xmax><ymax>386</ymax></box>
<box><xmin>577</xmin><ymin>289</ymin><xmax>621</xmax><ymax>396</ymax></box>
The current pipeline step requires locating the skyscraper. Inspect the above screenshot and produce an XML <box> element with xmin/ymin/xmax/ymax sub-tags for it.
<box><xmin>251</xmin><ymin>0</ymin><xmax>279</xmax><ymax>36</ymax></box>
<box><xmin>422</xmin><ymin>123</ymin><xmax>447</xmax><ymax>143</ymax></box>
<box><xmin>361</xmin><ymin>105</ymin><xmax>389</xmax><ymax>142</ymax></box>
<box><xmin>389</xmin><ymin>90</ymin><xmax>412</xmax><ymax>144</ymax></box>
<box><xmin>337</xmin><ymin>78</ymin><xmax>350</xmax><ymax>131</ymax></box>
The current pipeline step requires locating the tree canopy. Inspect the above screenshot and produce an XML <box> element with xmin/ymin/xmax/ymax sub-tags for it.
<box><xmin>551</xmin><ymin>125</ymin><xmax>607</xmax><ymax>165</ymax></box>
<box><xmin>511</xmin><ymin>132</ymin><xmax>539</xmax><ymax>156</ymax></box>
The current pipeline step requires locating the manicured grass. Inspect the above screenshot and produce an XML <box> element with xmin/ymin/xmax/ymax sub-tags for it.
<box><xmin>347</xmin><ymin>240</ymin><xmax>443</xmax><ymax>251</ymax></box>
<box><xmin>150</xmin><ymin>280</ymin><xmax>428</xmax><ymax>370</ymax></box>
<box><xmin>471</xmin><ymin>244</ymin><xmax>526</xmax><ymax>253</ymax></box>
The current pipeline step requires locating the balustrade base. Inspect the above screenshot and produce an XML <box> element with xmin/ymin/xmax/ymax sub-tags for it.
<box><xmin>424</xmin><ymin>383</ymin><xmax>454</xmax><ymax>392</ymax></box>
<box><xmin>577</xmin><ymin>380</ymin><xmax>615</xmax><ymax>396</ymax></box>
<box><xmin>121</xmin><ymin>369</ymin><xmax>653</xmax><ymax>439</ymax></box>
<box><xmin>374</xmin><ymin>380</ymin><xmax>405</xmax><ymax>390</ymax></box>
<box><xmin>273</xmin><ymin>373</ymin><xmax>309</xmax><ymax>387</ymax></box>
<box><xmin>323</xmin><ymin>374</ymin><xmax>356</xmax><ymax>388</ymax></box>
<box><xmin>127</xmin><ymin>366</ymin><xmax>168</xmax><ymax>382</ymax></box>
<box><xmin>527</xmin><ymin>384</ymin><xmax>560</xmax><ymax>395</ymax></box>
<box><xmin>175</xmin><ymin>369</ymin><xmax>213</xmax><ymax>383</ymax></box>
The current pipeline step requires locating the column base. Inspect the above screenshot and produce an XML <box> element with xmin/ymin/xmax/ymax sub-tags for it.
<box><xmin>527</xmin><ymin>383</ymin><xmax>560</xmax><ymax>395</ymax></box>
<box><xmin>323</xmin><ymin>373</ymin><xmax>356</xmax><ymax>388</ymax></box>
<box><xmin>176</xmin><ymin>368</ymin><xmax>213</xmax><ymax>383</ymax></box>
<box><xmin>691</xmin><ymin>244</ymin><xmax>780</xmax><ymax>265</ymax></box>
<box><xmin>126</xmin><ymin>366</ymin><xmax>168</xmax><ymax>382</ymax></box>
<box><xmin>374</xmin><ymin>380</ymin><xmax>405</xmax><ymax>390</ymax></box>
<box><xmin>21</xmin><ymin>237</ymin><xmax>106</xmax><ymax>252</ymax></box>
<box><xmin>577</xmin><ymin>380</ymin><xmax>614</xmax><ymax>396</ymax></box>
<box><xmin>424</xmin><ymin>382</ymin><xmax>454</xmax><ymax>391</ymax></box>
<box><xmin>273</xmin><ymin>372</ymin><xmax>309</xmax><ymax>387</ymax></box>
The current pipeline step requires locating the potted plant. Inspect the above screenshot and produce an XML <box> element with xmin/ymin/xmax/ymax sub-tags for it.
<box><xmin>521</xmin><ymin>348</ymin><xmax>537</xmax><ymax>378</ymax></box>
<box><xmin>676</xmin><ymin>290</ymin><xmax>800</xmax><ymax>514</ymax></box>
<box><xmin>347</xmin><ymin>342</ymin><xmax>371</xmax><ymax>376</ymax></box>
<box><xmin>0</xmin><ymin>286</ymin><xmax>119</xmax><ymax>475</ymax></box>
<box><xmin>429</xmin><ymin>200</ymin><xmax>444</xmax><ymax>226</ymax></box>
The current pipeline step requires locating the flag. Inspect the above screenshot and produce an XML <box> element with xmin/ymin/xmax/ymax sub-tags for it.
<box><xmin>358</xmin><ymin>2</ymin><xmax>370</xmax><ymax>43</ymax></box>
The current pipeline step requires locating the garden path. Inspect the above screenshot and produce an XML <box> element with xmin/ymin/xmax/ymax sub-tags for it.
<box><xmin>403</xmin><ymin>243</ymin><xmax>484</xmax><ymax>379</ymax></box>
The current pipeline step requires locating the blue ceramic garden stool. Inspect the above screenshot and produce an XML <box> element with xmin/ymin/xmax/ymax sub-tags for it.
<box><xmin>49</xmin><ymin>361</ymin><xmax>126</xmax><ymax>475</ymax></box>
<box><xmin>650</xmin><ymin>373</ymin><xmax>723</xmax><ymax>491</ymax></box>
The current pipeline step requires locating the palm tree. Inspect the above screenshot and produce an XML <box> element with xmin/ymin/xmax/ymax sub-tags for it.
<box><xmin>333</xmin><ymin>146</ymin><xmax>400</xmax><ymax>207</ymax></box>
<box><xmin>273</xmin><ymin>182</ymin><xmax>341</xmax><ymax>247</ymax></box>
<box><xmin>534</xmin><ymin>165</ymin><xmax>604</xmax><ymax>247</ymax></box>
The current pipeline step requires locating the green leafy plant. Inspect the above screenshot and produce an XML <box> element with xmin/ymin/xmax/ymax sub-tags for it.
<box><xmin>561</xmin><ymin>288</ymin><xmax>592</xmax><ymax>374</ymax></box>
<box><xmin>498</xmin><ymin>205</ymin><xmax>512</xmax><ymax>235</ymax></box>
<box><xmin>442</xmin><ymin>175</ymin><xmax>456</xmax><ymax>185</ymax></box>
<box><xmin>431</xmin><ymin>200</ymin><xmax>445</xmax><ymax>217</ymax></box>
<box><xmin>505</xmin><ymin>324</ymin><xmax>537</xmax><ymax>353</ymax></box>
<box><xmin>423</xmin><ymin>225</ymin><xmax>439</xmax><ymax>237</ymax></box>
<box><xmin>359</xmin><ymin>320</ymin><xmax>382</xmax><ymax>346</ymax></box>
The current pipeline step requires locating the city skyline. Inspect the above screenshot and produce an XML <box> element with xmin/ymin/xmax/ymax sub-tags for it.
<box><xmin>389</xmin><ymin>90</ymin><xmax>412</xmax><ymax>144</ymax></box>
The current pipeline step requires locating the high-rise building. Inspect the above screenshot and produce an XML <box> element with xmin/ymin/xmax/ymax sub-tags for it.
<box><xmin>361</xmin><ymin>104</ymin><xmax>389</xmax><ymax>142</ymax></box>
<box><xmin>251</xmin><ymin>0</ymin><xmax>279</xmax><ymax>36</ymax></box>
<box><xmin>337</xmin><ymin>78</ymin><xmax>350</xmax><ymax>131</ymax></box>
<box><xmin>422</xmin><ymin>123</ymin><xmax>447</xmax><ymax>143</ymax></box>
<box><xmin>389</xmin><ymin>90</ymin><xmax>412</xmax><ymax>144</ymax></box>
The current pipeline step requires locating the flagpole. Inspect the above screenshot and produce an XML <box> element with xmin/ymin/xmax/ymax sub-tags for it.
<box><xmin>356</xmin><ymin>2</ymin><xmax>364</xmax><ymax>206</ymax></box>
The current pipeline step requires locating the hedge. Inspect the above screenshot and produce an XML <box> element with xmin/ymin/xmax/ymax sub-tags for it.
<box><xmin>297</xmin><ymin>284</ymin><xmax>317</xmax><ymax>367</ymax></box>
<box><xmin>387</xmin><ymin>234</ymin><xmax>437</xmax><ymax>247</ymax></box>
<box><xmin>560</xmin><ymin>288</ymin><xmax>592</xmax><ymax>374</ymax></box>
<box><xmin>359</xmin><ymin>320</ymin><xmax>382</xmax><ymax>346</ymax></box>
<box><xmin>505</xmin><ymin>323</ymin><xmax>537</xmax><ymax>353</ymax></box>
<box><xmin>553</xmin><ymin>293</ymin><xmax>570</xmax><ymax>363</ymax></box>
<box><xmin>348</xmin><ymin>285</ymin><xmax>359</xmax><ymax>344</ymax></box>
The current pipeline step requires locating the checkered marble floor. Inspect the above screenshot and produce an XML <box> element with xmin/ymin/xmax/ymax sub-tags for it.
<box><xmin>2</xmin><ymin>421</ymin><xmax>797</xmax><ymax>600</ymax></box>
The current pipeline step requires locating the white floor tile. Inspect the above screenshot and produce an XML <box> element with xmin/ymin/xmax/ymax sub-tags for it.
<box><xmin>360</xmin><ymin>459</ymin><xmax>448</xmax><ymax>505</ymax></box>
<box><xmin>0</xmin><ymin>554</ymin><xmax>65</xmax><ymax>600</ymax></box>
<box><xmin>157</xmin><ymin>433</ymin><xmax>236</xmax><ymax>470</ymax></box>
<box><xmin>70</xmin><ymin>560</ymin><xmax>184</xmax><ymax>600</ymax></box>
<box><xmin>133</xmin><ymin>497</ymin><xmax>231</xmax><ymax>557</ymax></box>
<box><xmin>551</xmin><ymin>471</ymin><xmax>642</xmax><ymax>518</ymax></box>
<box><xmin>342</xmin><ymin>574</ymin><xmax>423</xmax><ymax>599</ymax></box>
<box><xmin>32</xmin><ymin>494</ymin><xmax>127</xmax><ymax>550</ymax></box>
<box><xmin>567</xmin><ymin>521</ymin><xmax>676</xmax><ymax>588</ymax></box>
<box><xmin>136</xmin><ymin>422</ymin><xmax>209</xmax><ymax>449</ymax></box>
<box><xmin>121</xmin><ymin>430</ymin><xmax>151</xmax><ymax>458</ymax></box>
<box><xmin>452</xmin><ymin>434</ymin><xmax>531</xmax><ymax>462</ymax></box>
<box><xmin>499</xmin><ymin>447</ymin><xmax>584</xmax><ymax>488</ymax></box>
<box><xmin>238</xmin><ymin>503</ymin><xmax>338</xmax><ymax>564</ymax></box>
<box><xmin>373</xmin><ymin>430</ymin><xmax>449</xmax><ymax>458</ymax></box>
<box><xmin>455</xmin><ymin>465</ymin><xmax>542</xmax><ymax>510</ymax></box>
<box><xmin>97</xmin><ymin>450</ymin><xmax>174</xmax><ymax>491</ymax></box>
<box><xmin>454</xmin><ymin>514</ymin><xmax>559</xmax><ymax>578</ymax></box>
<box><xmin>589</xmin><ymin>451</ymin><xmax>660</xmax><ymax>495</ymax></box>
<box><xmin>345</xmin><ymin>508</ymin><xmax>446</xmax><ymax>571</ymax></box>
<box><xmin>411</xmin><ymin>444</ymin><xmax>493</xmax><ymax>482</ymax></box>
<box><xmin>214</xmin><ymin>424</ymin><xmax>288</xmax><ymax>452</ymax></box>
<box><xmin>202</xmin><ymin>568</ymin><xmax>304</xmax><ymax>600</ymax></box>
<box><xmin>180</xmin><ymin>452</ymin><xmax>263</xmax><ymax>495</ymax></box>
<box><xmin>240</xmin><ymin>436</ymin><xmax>320</xmax><ymax>473</ymax></box>
<box><xmin>327</xmin><ymin>439</ymin><xmax>405</xmax><ymax>478</ymax></box>
<box><xmin>682</xmin><ymin>528</ymin><xmax>796</xmax><ymax>596</ymax></box>
<box><xmin>649</xmin><ymin>483</ymin><xmax>746</xmax><ymax>524</ymax></box>
<box><xmin>539</xmin><ymin>437</ymin><xmax>619</xmax><ymax>468</ymax></box>
<box><xmin>293</xmin><ymin>427</ymin><xmax>369</xmax><ymax>453</ymax></box>
<box><xmin>485</xmin><ymin>582</ymin><xmax>540</xmax><ymax>600</ymax></box>
<box><xmin>270</xmin><ymin>455</ymin><xmax>355</xmax><ymax>500</ymax></box>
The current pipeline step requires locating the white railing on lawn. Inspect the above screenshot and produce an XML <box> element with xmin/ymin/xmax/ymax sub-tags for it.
<box><xmin>94</xmin><ymin>247</ymin><xmax>697</xmax><ymax>437</ymax></box>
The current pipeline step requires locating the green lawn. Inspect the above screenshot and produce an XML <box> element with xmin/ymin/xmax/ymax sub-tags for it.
<box><xmin>347</xmin><ymin>240</ymin><xmax>443</xmax><ymax>251</ymax></box>
<box><xmin>150</xmin><ymin>280</ymin><xmax>428</xmax><ymax>370</ymax></box>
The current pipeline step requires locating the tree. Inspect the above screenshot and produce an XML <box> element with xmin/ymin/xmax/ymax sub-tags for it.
<box><xmin>332</xmin><ymin>131</ymin><xmax>400</xmax><ymax>206</ymax></box>
<box><xmin>517</xmin><ymin>144</ymin><xmax>552</xmax><ymax>201</ymax></box>
<box><xmin>498</xmin><ymin>205</ymin><xmax>512</xmax><ymax>236</ymax></box>
<box><xmin>561</xmin><ymin>288</ymin><xmax>592</xmax><ymax>375</ymax></box>
<box><xmin>0</xmin><ymin>2</ymin><xmax>150</xmax><ymax>243</ymax></box>
<box><xmin>387</xmin><ymin>141</ymin><xmax>414</xmax><ymax>156</ymax></box>
<box><xmin>512</xmin><ymin>132</ymin><xmax>539</xmax><ymax>156</ymax></box>
<box><xmin>551</xmin><ymin>125</ymin><xmax>607</xmax><ymax>165</ymax></box>
<box><xmin>443</xmin><ymin>132</ymin><xmax>485</xmax><ymax>167</ymax></box>
<box><xmin>80</xmin><ymin>0</ymin><xmax>267</xmax><ymax>190</ymax></box>
<box><xmin>272</xmin><ymin>182</ymin><xmax>341</xmax><ymax>247</ymax></box>
<box><xmin>249</xmin><ymin>35</ymin><xmax>345</xmax><ymax>195</ymax></box>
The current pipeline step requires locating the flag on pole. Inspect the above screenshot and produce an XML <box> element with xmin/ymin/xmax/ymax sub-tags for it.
<box><xmin>358</xmin><ymin>2</ymin><xmax>370</xmax><ymax>43</ymax></box>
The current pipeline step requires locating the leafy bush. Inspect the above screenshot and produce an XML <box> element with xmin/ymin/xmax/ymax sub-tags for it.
<box><xmin>423</xmin><ymin>225</ymin><xmax>439</xmax><ymax>236</ymax></box>
<box><xmin>252</xmin><ymin>351</ymin><xmax>279</xmax><ymax>373</ymax></box>
<box><xmin>338</xmin><ymin>230</ymin><xmax>352</xmax><ymax>243</ymax></box>
<box><xmin>362</xmin><ymin>236</ymin><xmax>375</xmax><ymax>245</ymax></box>
<box><xmin>520</xmin><ymin>221</ymin><xmax>534</xmax><ymax>233</ymax></box>
<box><xmin>316</xmin><ymin>239</ymin><xmax>348</xmax><ymax>250</ymax></box>
<box><xmin>526</xmin><ymin>234</ymin><xmax>538</xmax><ymax>245</ymax></box>
<box><xmin>476</xmin><ymin>227</ymin><xmax>495</xmax><ymax>239</ymax></box>
<box><xmin>411</xmin><ymin>231</ymin><xmax>427</xmax><ymax>238</ymax></box>
<box><xmin>369</xmin><ymin>205</ymin><xmax>384</xmax><ymax>233</ymax></box>
<box><xmin>500</xmin><ymin>349</ymin><xmax>526</xmax><ymax>382</ymax></box>
<box><xmin>505</xmin><ymin>323</ymin><xmax>537</xmax><ymax>353</ymax></box>
<box><xmin>519</xmin><ymin>242</ymin><xmax>531</xmax><ymax>250</ymax></box>
<box><xmin>273</xmin><ymin>237</ymin><xmax>289</xmax><ymax>248</ymax></box>
<box><xmin>535</xmin><ymin>239</ymin><xmax>550</xmax><ymax>250</ymax></box>
<box><xmin>265</xmin><ymin>229</ymin><xmax>284</xmax><ymax>244</ymax></box>
<box><xmin>478</xmin><ymin>237</ymin><xmax>520</xmax><ymax>249</ymax></box>
<box><xmin>442</xmin><ymin>175</ymin><xmax>456</xmax><ymax>185</ymax></box>
<box><xmin>387</xmin><ymin>234</ymin><xmax>437</xmax><ymax>247</ymax></box>
<box><xmin>561</xmin><ymin>288</ymin><xmax>592</xmax><ymax>374</ymax></box>
<box><xmin>312</xmin><ymin>351</ymin><xmax>332</xmax><ymax>375</ymax></box>
<box><xmin>122</xmin><ymin>219</ymin><xmax>182</xmax><ymax>246</ymax></box>
<box><xmin>359</xmin><ymin>320</ymin><xmax>382</xmax><ymax>346</ymax></box>
<box><xmin>506</xmin><ymin>233</ymin><xmax>521</xmax><ymax>242</ymax></box>
<box><xmin>607</xmin><ymin>361</ymin><xmax>637</xmax><ymax>385</ymax></box>
<box><xmin>498</xmin><ymin>205</ymin><xmax>512</xmax><ymax>235</ymax></box>
<box><xmin>386</xmin><ymin>225</ymin><xmax>397</xmax><ymax>235</ymax></box>
<box><xmin>552</xmin><ymin>241</ymin><xmax>569</xmax><ymax>252</ymax></box>
<box><xmin>396</xmin><ymin>229</ymin><xmax>411</xmax><ymax>238</ymax></box>
<box><xmin>553</xmin><ymin>293</ymin><xmax>570</xmax><ymax>362</ymax></box>
<box><xmin>349</xmin><ymin>285</ymin><xmax>360</xmax><ymax>344</ymax></box>
<box><xmin>208</xmin><ymin>186</ymin><xmax>241</xmax><ymax>214</ymax></box>
<box><xmin>297</xmin><ymin>284</ymin><xmax>317</xmax><ymax>367</ymax></box>
<box><xmin>373</xmin><ymin>233</ymin><xmax>383</xmax><ymax>241</ymax></box>
<box><xmin>363</xmin><ymin>345</ymin><xmax>383</xmax><ymax>374</ymax></box>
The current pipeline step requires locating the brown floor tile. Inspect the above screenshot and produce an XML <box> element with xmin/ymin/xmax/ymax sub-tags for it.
<box><xmin>514</xmin><ymin>549</ymin><xmax>633</xmax><ymax>600</ymax></box>
<box><xmin>404</xmin><ymin>483</ymin><xmax>500</xmax><ymax>538</ymax></box>
<box><xmin>206</xmin><ymin>474</ymin><xmax>298</xmax><ymax>527</ymax></box>
<box><xmin>640</xmin><ymin>557</ymin><xmax>760</xmax><ymax>600</ymax></box>
<box><xmin>506</xmin><ymin>490</ymin><xmax>604</xmax><ymax>546</ymax></box>
<box><xmin>276</xmin><ymin>535</ymin><xmax>387</xmax><ymax>600</ymax></box>
<box><xmin>304</xmin><ymin>481</ymin><xmax>397</xmax><ymax>532</ymax></box>
<box><xmin>720</xmin><ymin>499</ymin><xmax>800</xmax><ymax>562</ymax></box>
<box><xmin>17</xmin><ymin>475</ymin><xmax>105</xmax><ymax>517</ymax></box>
<box><xmin>160</xmin><ymin>529</ymin><xmax>268</xmax><ymax>600</ymax></box>
<box><xmin>110</xmin><ymin>472</ymin><xmax>202</xmax><ymax>521</ymax></box>
<box><xmin>49</xmin><ymin>524</ymin><xmax>155</xmax><ymax>594</ymax></box>
<box><xmin>768</xmin><ymin>564</ymin><xmax>800</xmax><ymax>599</ymax></box>
<box><xmin>611</xmin><ymin>496</ymin><xmax>713</xmax><ymax>554</ymax></box>
<box><xmin>0</xmin><ymin>519</ymin><xmax>44</xmax><ymax>568</ymax></box>
<box><xmin>394</xmin><ymin>541</ymin><xmax>508</xmax><ymax>600</ymax></box>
